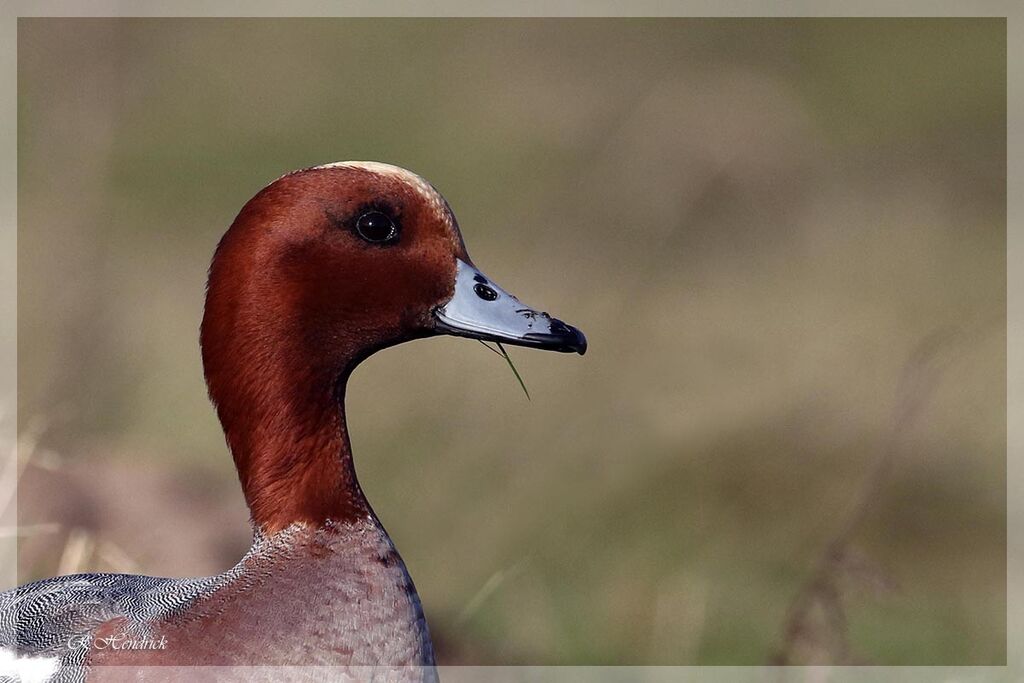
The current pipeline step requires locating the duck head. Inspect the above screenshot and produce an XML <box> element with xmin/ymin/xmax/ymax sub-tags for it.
<box><xmin>201</xmin><ymin>162</ymin><xmax>585</xmax><ymax>531</ymax></box>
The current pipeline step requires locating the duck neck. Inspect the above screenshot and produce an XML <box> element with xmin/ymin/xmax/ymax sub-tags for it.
<box><xmin>205</xmin><ymin>343</ymin><xmax>371</xmax><ymax>533</ymax></box>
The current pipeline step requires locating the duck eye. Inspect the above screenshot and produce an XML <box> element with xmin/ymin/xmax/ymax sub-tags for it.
<box><xmin>355</xmin><ymin>211</ymin><xmax>398</xmax><ymax>244</ymax></box>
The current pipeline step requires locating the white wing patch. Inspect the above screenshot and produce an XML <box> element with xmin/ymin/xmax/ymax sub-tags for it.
<box><xmin>0</xmin><ymin>648</ymin><xmax>59</xmax><ymax>683</ymax></box>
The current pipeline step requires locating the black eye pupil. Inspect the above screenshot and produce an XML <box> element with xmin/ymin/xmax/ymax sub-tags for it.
<box><xmin>355</xmin><ymin>211</ymin><xmax>397</xmax><ymax>243</ymax></box>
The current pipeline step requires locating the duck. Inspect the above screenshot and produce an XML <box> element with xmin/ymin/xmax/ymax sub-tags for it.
<box><xmin>0</xmin><ymin>161</ymin><xmax>586</xmax><ymax>682</ymax></box>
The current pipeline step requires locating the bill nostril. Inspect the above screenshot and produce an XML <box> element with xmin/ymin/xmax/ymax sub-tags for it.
<box><xmin>474</xmin><ymin>283</ymin><xmax>498</xmax><ymax>301</ymax></box>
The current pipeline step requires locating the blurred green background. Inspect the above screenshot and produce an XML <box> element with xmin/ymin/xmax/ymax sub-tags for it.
<box><xmin>15</xmin><ymin>18</ymin><xmax>1005</xmax><ymax>665</ymax></box>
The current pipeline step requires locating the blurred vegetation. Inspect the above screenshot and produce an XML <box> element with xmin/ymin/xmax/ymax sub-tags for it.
<box><xmin>15</xmin><ymin>19</ymin><xmax>1005</xmax><ymax>665</ymax></box>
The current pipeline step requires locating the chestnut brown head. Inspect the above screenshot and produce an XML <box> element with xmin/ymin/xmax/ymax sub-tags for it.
<box><xmin>203</xmin><ymin>162</ymin><xmax>585</xmax><ymax>382</ymax></box>
<box><xmin>199</xmin><ymin>162</ymin><xmax>586</xmax><ymax>529</ymax></box>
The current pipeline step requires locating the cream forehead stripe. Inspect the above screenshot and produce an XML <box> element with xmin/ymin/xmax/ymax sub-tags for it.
<box><xmin>292</xmin><ymin>161</ymin><xmax>452</xmax><ymax>228</ymax></box>
<box><xmin>311</xmin><ymin>161</ymin><xmax>437</xmax><ymax>200</ymax></box>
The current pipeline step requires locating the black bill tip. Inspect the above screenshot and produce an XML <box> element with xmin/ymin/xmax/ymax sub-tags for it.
<box><xmin>524</xmin><ymin>318</ymin><xmax>588</xmax><ymax>355</ymax></box>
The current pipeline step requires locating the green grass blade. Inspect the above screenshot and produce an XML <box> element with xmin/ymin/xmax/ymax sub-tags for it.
<box><xmin>477</xmin><ymin>340</ymin><xmax>531</xmax><ymax>400</ymax></box>
<box><xmin>495</xmin><ymin>341</ymin><xmax>530</xmax><ymax>401</ymax></box>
